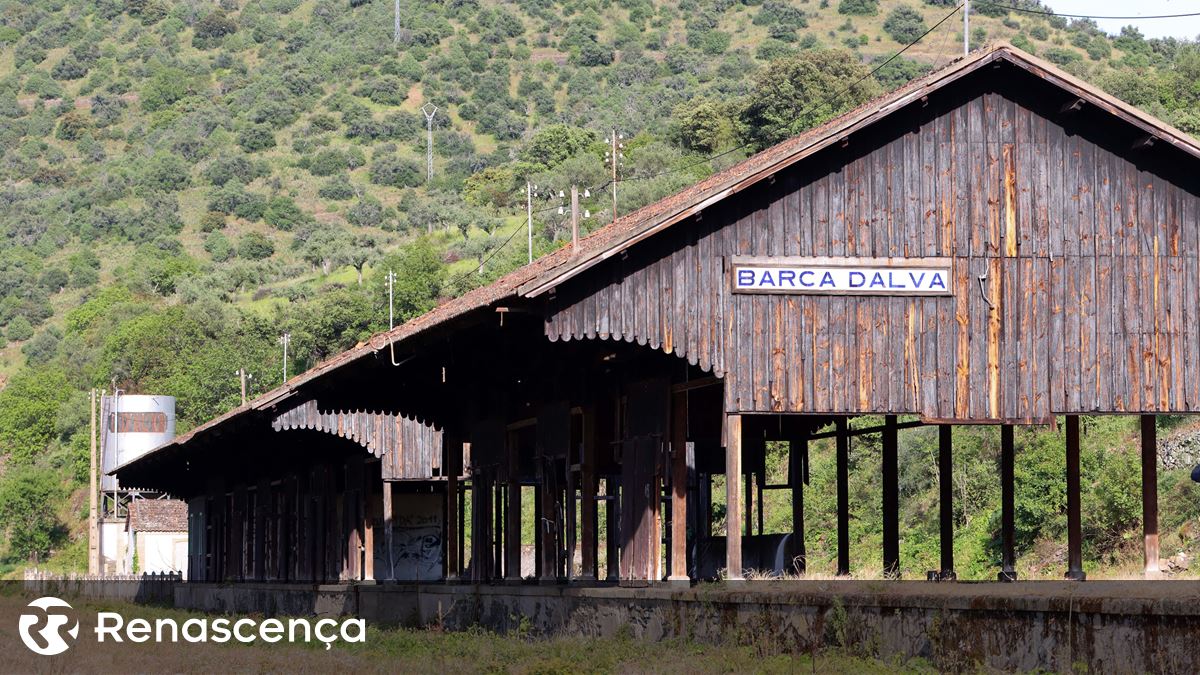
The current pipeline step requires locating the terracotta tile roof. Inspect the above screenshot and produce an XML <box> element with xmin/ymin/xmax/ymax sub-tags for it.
<box><xmin>114</xmin><ymin>43</ymin><xmax>1200</xmax><ymax>479</ymax></box>
<box><xmin>127</xmin><ymin>499</ymin><xmax>188</xmax><ymax>532</ymax></box>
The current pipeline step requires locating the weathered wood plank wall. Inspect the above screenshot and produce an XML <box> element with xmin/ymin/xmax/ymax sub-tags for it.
<box><xmin>545</xmin><ymin>81</ymin><xmax>1200</xmax><ymax>421</ymax></box>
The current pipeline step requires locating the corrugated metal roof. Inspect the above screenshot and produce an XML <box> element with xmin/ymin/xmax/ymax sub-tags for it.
<box><xmin>114</xmin><ymin>43</ymin><xmax>1200</xmax><ymax>478</ymax></box>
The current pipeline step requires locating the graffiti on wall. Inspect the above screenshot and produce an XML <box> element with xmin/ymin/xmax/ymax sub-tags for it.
<box><xmin>376</xmin><ymin>493</ymin><xmax>443</xmax><ymax>581</ymax></box>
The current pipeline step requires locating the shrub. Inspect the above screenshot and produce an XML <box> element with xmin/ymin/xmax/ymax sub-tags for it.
<box><xmin>237</xmin><ymin>124</ymin><xmax>276</xmax><ymax>152</ymax></box>
<box><xmin>264</xmin><ymin>196</ymin><xmax>309</xmax><ymax>230</ymax></box>
<box><xmin>883</xmin><ymin>6</ymin><xmax>927</xmax><ymax>44</ymax></box>
<box><xmin>204</xmin><ymin>231</ymin><xmax>235</xmax><ymax>261</ymax></box>
<box><xmin>837</xmin><ymin>0</ymin><xmax>877</xmax><ymax>15</ymax></box>
<box><xmin>318</xmin><ymin>174</ymin><xmax>356</xmax><ymax>200</ymax></box>
<box><xmin>307</xmin><ymin>148</ymin><xmax>348</xmax><ymax>176</ymax></box>
<box><xmin>238</xmin><ymin>232</ymin><xmax>275</xmax><ymax>260</ymax></box>
<box><xmin>369</xmin><ymin>155</ymin><xmax>423</xmax><ymax>188</ymax></box>
<box><xmin>6</xmin><ymin>315</ymin><xmax>33</xmax><ymax>341</ymax></box>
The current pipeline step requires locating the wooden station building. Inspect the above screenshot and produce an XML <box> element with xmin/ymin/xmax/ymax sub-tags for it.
<box><xmin>116</xmin><ymin>44</ymin><xmax>1200</xmax><ymax>586</ymax></box>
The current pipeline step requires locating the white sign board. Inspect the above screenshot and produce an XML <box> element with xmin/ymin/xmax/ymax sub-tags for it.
<box><xmin>731</xmin><ymin>256</ymin><xmax>953</xmax><ymax>296</ymax></box>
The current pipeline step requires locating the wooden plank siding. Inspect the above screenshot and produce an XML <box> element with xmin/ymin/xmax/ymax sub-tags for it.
<box><xmin>544</xmin><ymin>82</ymin><xmax>1200</xmax><ymax>421</ymax></box>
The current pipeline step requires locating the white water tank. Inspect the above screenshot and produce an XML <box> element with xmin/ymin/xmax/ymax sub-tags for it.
<box><xmin>101</xmin><ymin>395</ymin><xmax>176</xmax><ymax>491</ymax></box>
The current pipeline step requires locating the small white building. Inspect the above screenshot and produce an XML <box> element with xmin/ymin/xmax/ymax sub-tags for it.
<box><xmin>125</xmin><ymin>500</ymin><xmax>188</xmax><ymax>576</ymax></box>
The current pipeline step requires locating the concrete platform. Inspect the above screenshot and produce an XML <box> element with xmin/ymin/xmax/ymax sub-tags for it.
<box><xmin>175</xmin><ymin>580</ymin><xmax>1200</xmax><ymax>672</ymax></box>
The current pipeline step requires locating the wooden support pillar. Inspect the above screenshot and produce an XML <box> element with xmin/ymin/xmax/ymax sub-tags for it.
<box><xmin>382</xmin><ymin>479</ymin><xmax>394</xmax><ymax>581</ymax></box>
<box><xmin>605</xmin><ymin>476</ymin><xmax>619</xmax><ymax>581</ymax></box>
<box><xmin>579</xmin><ymin>408</ymin><xmax>598</xmax><ymax>581</ymax></box>
<box><xmin>505</xmin><ymin>436</ymin><xmax>522</xmax><ymax>581</ymax></box>
<box><xmin>999</xmin><ymin>425</ymin><xmax>1016</xmax><ymax>581</ymax></box>
<box><xmin>937</xmin><ymin>425</ymin><xmax>956</xmax><ymax>580</ymax></box>
<box><xmin>725</xmin><ymin>413</ymin><xmax>743</xmax><ymax>581</ymax></box>
<box><xmin>1065</xmin><ymin>416</ymin><xmax>1085</xmax><ymax>580</ymax></box>
<box><xmin>495</xmin><ymin>477</ymin><xmax>505</xmax><ymax>579</ymax></box>
<box><xmin>363</xmin><ymin>477</ymin><xmax>375</xmax><ymax>582</ymax></box>
<box><xmin>1141</xmin><ymin>415</ymin><xmax>1160</xmax><ymax>577</ymax></box>
<box><xmin>444</xmin><ymin>433</ymin><xmax>461</xmax><ymax>581</ymax></box>
<box><xmin>539</xmin><ymin>459</ymin><xmax>558</xmax><ymax>583</ymax></box>
<box><xmin>254</xmin><ymin>479</ymin><xmax>269</xmax><ymax>582</ymax></box>
<box><xmin>668</xmin><ymin>392</ymin><xmax>689</xmax><ymax>583</ymax></box>
<box><xmin>835</xmin><ymin>418</ymin><xmax>850</xmax><ymax>576</ymax></box>
<box><xmin>882</xmin><ymin>415</ymin><xmax>899</xmax><ymax>579</ymax></box>
<box><xmin>789</xmin><ymin>437</ymin><xmax>807</xmax><ymax>574</ymax></box>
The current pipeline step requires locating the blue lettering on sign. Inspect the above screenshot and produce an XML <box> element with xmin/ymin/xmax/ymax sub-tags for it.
<box><xmin>929</xmin><ymin>272</ymin><xmax>947</xmax><ymax>290</ymax></box>
<box><xmin>778</xmin><ymin>270</ymin><xmax>797</xmax><ymax>286</ymax></box>
<box><xmin>909</xmin><ymin>272</ymin><xmax>926</xmax><ymax>287</ymax></box>
<box><xmin>819</xmin><ymin>272</ymin><xmax>835</xmax><ymax>288</ymax></box>
<box><xmin>799</xmin><ymin>271</ymin><xmax>815</xmax><ymax>287</ymax></box>
<box><xmin>738</xmin><ymin>269</ymin><xmax>755</xmax><ymax>287</ymax></box>
<box><xmin>849</xmin><ymin>271</ymin><xmax>865</xmax><ymax>287</ymax></box>
<box><xmin>888</xmin><ymin>272</ymin><xmax>904</xmax><ymax>289</ymax></box>
<box><xmin>761</xmin><ymin>270</ymin><xmax>775</xmax><ymax>286</ymax></box>
<box><xmin>869</xmin><ymin>272</ymin><xmax>885</xmax><ymax>288</ymax></box>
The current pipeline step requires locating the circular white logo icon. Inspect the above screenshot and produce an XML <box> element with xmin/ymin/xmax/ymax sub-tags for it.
<box><xmin>18</xmin><ymin>597</ymin><xmax>79</xmax><ymax>656</ymax></box>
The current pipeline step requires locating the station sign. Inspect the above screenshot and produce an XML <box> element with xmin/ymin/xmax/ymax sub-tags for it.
<box><xmin>730</xmin><ymin>256</ymin><xmax>953</xmax><ymax>296</ymax></box>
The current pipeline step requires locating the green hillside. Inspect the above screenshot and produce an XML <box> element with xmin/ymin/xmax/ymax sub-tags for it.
<box><xmin>1</xmin><ymin>0</ymin><xmax>1199</xmax><ymax>576</ymax></box>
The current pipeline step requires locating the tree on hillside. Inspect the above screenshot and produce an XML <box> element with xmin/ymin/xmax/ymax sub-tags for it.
<box><xmin>883</xmin><ymin>6</ymin><xmax>928</xmax><ymax>44</ymax></box>
<box><xmin>0</xmin><ymin>466</ymin><xmax>63</xmax><ymax>563</ymax></box>
<box><xmin>738</xmin><ymin>49</ymin><xmax>880</xmax><ymax>150</ymax></box>
<box><xmin>342</xmin><ymin>234</ymin><xmax>378</xmax><ymax>286</ymax></box>
<box><xmin>0</xmin><ymin>367</ymin><xmax>70</xmax><ymax>464</ymax></box>
<box><xmin>838</xmin><ymin>0</ymin><xmax>878</xmax><ymax>16</ymax></box>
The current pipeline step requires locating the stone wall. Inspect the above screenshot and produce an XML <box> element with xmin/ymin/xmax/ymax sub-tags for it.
<box><xmin>175</xmin><ymin>580</ymin><xmax>1200</xmax><ymax>672</ymax></box>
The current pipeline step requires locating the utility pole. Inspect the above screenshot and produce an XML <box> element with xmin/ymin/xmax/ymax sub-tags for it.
<box><xmin>235</xmin><ymin>368</ymin><xmax>252</xmax><ymax>405</ymax></box>
<box><xmin>963</xmin><ymin>0</ymin><xmax>969</xmax><ymax>56</ymax></box>
<box><xmin>88</xmin><ymin>388</ymin><xmax>99</xmax><ymax>575</ymax></box>
<box><xmin>526</xmin><ymin>182</ymin><xmax>533</xmax><ymax>264</ymax></box>
<box><xmin>605</xmin><ymin>130</ymin><xmax>623</xmax><ymax>222</ymax></box>
<box><xmin>279</xmin><ymin>333</ymin><xmax>291</xmax><ymax>384</ymax></box>
<box><xmin>570</xmin><ymin>185</ymin><xmax>580</xmax><ymax>252</ymax></box>
<box><xmin>421</xmin><ymin>103</ymin><xmax>438</xmax><ymax>182</ymax></box>
<box><xmin>386</xmin><ymin>270</ymin><xmax>397</xmax><ymax>329</ymax></box>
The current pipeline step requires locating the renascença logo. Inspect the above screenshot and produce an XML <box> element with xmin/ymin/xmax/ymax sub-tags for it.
<box><xmin>18</xmin><ymin>597</ymin><xmax>80</xmax><ymax>656</ymax></box>
<box><xmin>16</xmin><ymin>596</ymin><xmax>366</xmax><ymax>655</ymax></box>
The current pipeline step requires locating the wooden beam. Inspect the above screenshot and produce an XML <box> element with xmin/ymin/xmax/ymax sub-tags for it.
<box><xmin>806</xmin><ymin>419</ymin><xmax>924</xmax><ymax>440</ymax></box>
<box><xmin>382</xmin><ymin>479</ymin><xmax>394</xmax><ymax>581</ymax></box>
<box><xmin>789</xmin><ymin>437</ymin><xmax>806</xmax><ymax>575</ymax></box>
<box><xmin>444</xmin><ymin>432</ymin><xmax>461</xmax><ymax>581</ymax></box>
<box><xmin>1065</xmin><ymin>416</ymin><xmax>1085</xmax><ymax>581</ymax></box>
<box><xmin>579</xmin><ymin>408</ymin><xmax>598</xmax><ymax>581</ymax></box>
<box><xmin>882</xmin><ymin>415</ymin><xmax>899</xmax><ymax>579</ymax></box>
<box><xmin>938</xmin><ymin>425</ymin><xmax>956</xmax><ymax>579</ymax></box>
<box><xmin>1142</xmin><ymin>415</ymin><xmax>1160</xmax><ymax>577</ymax></box>
<box><xmin>669</xmin><ymin>392</ymin><xmax>688</xmax><ymax>582</ymax></box>
<box><xmin>505</xmin><ymin>433</ymin><xmax>522</xmax><ymax>581</ymax></box>
<box><xmin>605</xmin><ymin>476</ymin><xmax>619</xmax><ymax>581</ymax></box>
<box><xmin>999</xmin><ymin>425</ymin><xmax>1016</xmax><ymax>581</ymax></box>
<box><xmin>836</xmin><ymin>418</ymin><xmax>849</xmax><ymax>576</ymax></box>
<box><xmin>725</xmin><ymin>413</ymin><xmax>743</xmax><ymax>581</ymax></box>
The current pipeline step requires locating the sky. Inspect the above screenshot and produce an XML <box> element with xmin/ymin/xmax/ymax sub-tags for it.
<box><xmin>1036</xmin><ymin>0</ymin><xmax>1200</xmax><ymax>39</ymax></box>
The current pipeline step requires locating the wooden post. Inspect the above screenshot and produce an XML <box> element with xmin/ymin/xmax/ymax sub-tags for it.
<box><xmin>254</xmin><ymin>480</ymin><xmax>269</xmax><ymax>581</ymax></box>
<box><xmin>836</xmin><ymin>418</ymin><xmax>850</xmax><ymax>576</ymax></box>
<box><xmin>789</xmin><ymin>437</ymin><xmax>806</xmax><ymax>574</ymax></box>
<box><xmin>363</xmin><ymin>478</ymin><xmax>375</xmax><ymax>582</ymax></box>
<box><xmin>1065</xmin><ymin>416</ymin><xmax>1085</xmax><ymax>581</ymax></box>
<box><xmin>1142</xmin><ymin>415</ymin><xmax>1160</xmax><ymax>577</ymax></box>
<box><xmin>999</xmin><ymin>425</ymin><xmax>1016</xmax><ymax>581</ymax></box>
<box><xmin>579</xmin><ymin>408</ymin><xmax>598</xmax><ymax>581</ymax></box>
<box><xmin>445</xmin><ymin>433</ymin><xmax>460</xmax><ymax>581</ymax></box>
<box><xmin>382</xmin><ymin>479</ymin><xmax>394</xmax><ymax>581</ymax></box>
<box><xmin>882</xmin><ymin>415</ymin><xmax>899</xmax><ymax>579</ymax></box>
<box><xmin>505</xmin><ymin>435</ymin><xmax>522</xmax><ymax>581</ymax></box>
<box><xmin>668</xmin><ymin>392</ymin><xmax>689</xmax><ymax>582</ymax></box>
<box><xmin>605</xmin><ymin>476</ymin><xmax>620</xmax><ymax>581</ymax></box>
<box><xmin>938</xmin><ymin>425</ymin><xmax>956</xmax><ymax>580</ymax></box>
<box><xmin>725</xmin><ymin>413</ymin><xmax>743</xmax><ymax>581</ymax></box>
